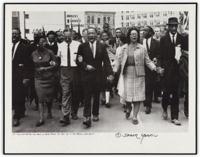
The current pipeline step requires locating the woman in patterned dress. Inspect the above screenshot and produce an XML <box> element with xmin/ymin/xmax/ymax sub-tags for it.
<box><xmin>115</xmin><ymin>27</ymin><xmax>157</xmax><ymax>125</ymax></box>
<box><xmin>31</xmin><ymin>36</ymin><xmax>58</xmax><ymax>127</ymax></box>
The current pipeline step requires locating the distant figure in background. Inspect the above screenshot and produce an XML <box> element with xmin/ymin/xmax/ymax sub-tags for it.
<box><xmin>114</xmin><ymin>28</ymin><xmax>122</xmax><ymax>48</ymax></box>
<box><xmin>139</xmin><ymin>29</ymin><xmax>144</xmax><ymax>44</ymax></box>
<box><xmin>81</xmin><ymin>28</ymin><xmax>88</xmax><ymax>43</ymax></box>
<box><xmin>56</xmin><ymin>31</ymin><xmax>64</xmax><ymax>43</ymax></box>
<box><xmin>100</xmin><ymin>31</ymin><xmax>116</xmax><ymax>108</ymax></box>
<box><xmin>46</xmin><ymin>31</ymin><xmax>58</xmax><ymax>55</ymax></box>
<box><xmin>160</xmin><ymin>17</ymin><xmax>185</xmax><ymax>126</ymax></box>
<box><xmin>103</xmin><ymin>23</ymin><xmax>113</xmax><ymax>38</ymax></box>
<box><xmin>12</xmin><ymin>28</ymin><xmax>32</xmax><ymax>127</ymax></box>
<box><xmin>154</xmin><ymin>27</ymin><xmax>161</xmax><ymax>41</ymax></box>
<box><xmin>114</xmin><ymin>34</ymin><xmax>127</xmax><ymax>112</ymax></box>
<box><xmin>31</xmin><ymin>36</ymin><xmax>58</xmax><ymax>127</ymax></box>
<box><xmin>142</xmin><ymin>26</ymin><xmax>160</xmax><ymax>114</ymax></box>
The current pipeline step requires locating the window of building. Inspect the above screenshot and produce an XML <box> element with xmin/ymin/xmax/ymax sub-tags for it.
<box><xmin>131</xmin><ymin>15</ymin><xmax>135</xmax><ymax>19</ymax></box>
<box><xmin>91</xmin><ymin>16</ymin><xmax>94</xmax><ymax>24</ymax></box>
<box><xmin>144</xmin><ymin>21</ymin><xmax>147</xmax><ymax>25</ymax></box>
<box><xmin>107</xmin><ymin>17</ymin><xmax>110</xmax><ymax>23</ymax></box>
<box><xmin>143</xmin><ymin>13</ymin><xmax>147</xmax><ymax>18</ymax></box>
<box><xmin>103</xmin><ymin>17</ymin><xmax>106</xmax><ymax>23</ymax></box>
<box><xmin>163</xmin><ymin>11</ymin><xmax>167</xmax><ymax>16</ymax></box>
<box><xmin>98</xmin><ymin>18</ymin><xmax>101</xmax><ymax>24</ymax></box>
<box><xmin>25</xmin><ymin>14</ymin><xmax>29</xmax><ymax>19</ymax></box>
<box><xmin>126</xmin><ymin>15</ymin><xmax>129</xmax><ymax>20</ymax></box>
<box><xmin>121</xmin><ymin>16</ymin><xmax>124</xmax><ymax>20</ymax></box>
<box><xmin>121</xmin><ymin>22</ymin><xmax>124</xmax><ymax>27</ymax></box>
<box><xmin>126</xmin><ymin>11</ymin><xmax>129</xmax><ymax>13</ymax></box>
<box><xmin>126</xmin><ymin>22</ymin><xmax>129</xmax><ymax>27</ymax></box>
<box><xmin>87</xmin><ymin>16</ymin><xmax>90</xmax><ymax>24</ymax></box>
<box><xmin>137</xmin><ymin>14</ymin><xmax>141</xmax><ymax>19</ymax></box>
<box><xmin>155</xmin><ymin>12</ymin><xmax>160</xmax><ymax>17</ymax></box>
<box><xmin>149</xmin><ymin>13</ymin><xmax>153</xmax><ymax>18</ymax></box>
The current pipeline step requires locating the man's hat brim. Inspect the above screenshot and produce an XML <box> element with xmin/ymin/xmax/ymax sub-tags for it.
<box><xmin>167</xmin><ymin>22</ymin><xmax>179</xmax><ymax>25</ymax></box>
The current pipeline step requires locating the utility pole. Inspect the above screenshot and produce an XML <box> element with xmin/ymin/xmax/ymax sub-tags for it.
<box><xmin>64</xmin><ymin>11</ymin><xmax>66</xmax><ymax>29</ymax></box>
<box><xmin>23</xmin><ymin>11</ymin><xmax>26</xmax><ymax>38</ymax></box>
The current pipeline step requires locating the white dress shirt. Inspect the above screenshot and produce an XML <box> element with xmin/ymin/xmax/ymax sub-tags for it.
<box><xmin>57</xmin><ymin>40</ymin><xmax>80</xmax><ymax>67</ymax></box>
<box><xmin>89</xmin><ymin>40</ymin><xmax>96</xmax><ymax>58</ymax></box>
<box><xmin>169</xmin><ymin>32</ymin><xmax>177</xmax><ymax>44</ymax></box>
<box><xmin>12</xmin><ymin>41</ymin><xmax>20</xmax><ymax>59</ymax></box>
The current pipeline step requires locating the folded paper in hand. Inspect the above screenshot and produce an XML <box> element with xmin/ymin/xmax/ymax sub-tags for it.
<box><xmin>175</xmin><ymin>45</ymin><xmax>182</xmax><ymax>62</ymax></box>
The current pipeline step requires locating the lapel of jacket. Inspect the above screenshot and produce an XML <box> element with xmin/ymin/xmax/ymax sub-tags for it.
<box><xmin>13</xmin><ymin>41</ymin><xmax>22</xmax><ymax>60</ymax></box>
<box><xmin>86</xmin><ymin>42</ymin><xmax>94</xmax><ymax>59</ymax></box>
<box><xmin>95</xmin><ymin>41</ymin><xmax>100</xmax><ymax>59</ymax></box>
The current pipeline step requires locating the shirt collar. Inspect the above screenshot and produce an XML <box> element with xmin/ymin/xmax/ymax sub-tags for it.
<box><xmin>169</xmin><ymin>32</ymin><xmax>177</xmax><ymax>38</ymax></box>
<box><xmin>89</xmin><ymin>40</ymin><xmax>96</xmax><ymax>45</ymax></box>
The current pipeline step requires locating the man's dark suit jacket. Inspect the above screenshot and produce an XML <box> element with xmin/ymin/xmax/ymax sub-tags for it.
<box><xmin>76</xmin><ymin>41</ymin><xmax>113</xmax><ymax>90</ymax></box>
<box><xmin>160</xmin><ymin>32</ymin><xmax>184</xmax><ymax>91</ymax></box>
<box><xmin>12</xmin><ymin>40</ymin><xmax>33</xmax><ymax>103</ymax></box>
<box><xmin>145</xmin><ymin>37</ymin><xmax>160</xmax><ymax>80</ymax></box>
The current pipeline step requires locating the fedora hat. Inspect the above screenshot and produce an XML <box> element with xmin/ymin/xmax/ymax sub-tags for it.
<box><xmin>167</xmin><ymin>17</ymin><xmax>179</xmax><ymax>25</ymax></box>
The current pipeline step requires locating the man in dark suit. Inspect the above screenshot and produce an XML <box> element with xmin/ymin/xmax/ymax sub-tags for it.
<box><xmin>143</xmin><ymin>26</ymin><xmax>160</xmax><ymax>114</ymax></box>
<box><xmin>160</xmin><ymin>17</ymin><xmax>185</xmax><ymax>125</ymax></box>
<box><xmin>12</xmin><ymin>28</ymin><xmax>33</xmax><ymax>126</ymax></box>
<box><xmin>76</xmin><ymin>27</ymin><xmax>114</xmax><ymax>128</ymax></box>
<box><xmin>46</xmin><ymin>31</ymin><xmax>58</xmax><ymax>55</ymax></box>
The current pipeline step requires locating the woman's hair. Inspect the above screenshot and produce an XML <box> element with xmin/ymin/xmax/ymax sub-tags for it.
<box><xmin>126</xmin><ymin>27</ymin><xmax>140</xmax><ymax>44</ymax></box>
<box><xmin>119</xmin><ymin>34</ymin><xmax>127</xmax><ymax>44</ymax></box>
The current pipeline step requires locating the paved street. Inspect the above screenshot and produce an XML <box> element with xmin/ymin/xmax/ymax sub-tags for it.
<box><xmin>13</xmin><ymin>94</ymin><xmax>188</xmax><ymax>133</ymax></box>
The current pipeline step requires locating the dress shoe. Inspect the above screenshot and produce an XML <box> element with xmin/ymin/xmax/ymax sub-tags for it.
<box><xmin>92</xmin><ymin>115</ymin><xmax>99</xmax><ymax>122</ymax></box>
<box><xmin>132</xmin><ymin>118</ymin><xmax>139</xmax><ymax>125</ymax></box>
<box><xmin>105</xmin><ymin>103</ymin><xmax>111</xmax><ymax>108</ymax></box>
<box><xmin>125</xmin><ymin>112</ymin><xmax>131</xmax><ymax>119</ymax></box>
<box><xmin>59</xmin><ymin>118</ymin><xmax>65</xmax><ymax>123</ymax></box>
<box><xmin>61</xmin><ymin>117</ymin><xmax>70</xmax><ymax>127</ymax></box>
<box><xmin>184</xmin><ymin>111</ymin><xmax>188</xmax><ymax>118</ymax></box>
<box><xmin>47</xmin><ymin>113</ymin><xmax>53</xmax><ymax>119</ymax></box>
<box><xmin>71</xmin><ymin>114</ymin><xmax>78</xmax><ymax>120</ymax></box>
<box><xmin>123</xmin><ymin>104</ymin><xmax>126</xmax><ymax>113</ymax></box>
<box><xmin>35</xmin><ymin>120</ymin><xmax>44</xmax><ymax>127</ymax></box>
<box><xmin>101</xmin><ymin>100</ymin><xmax>106</xmax><ymax>106</ymax></box>
<box><xmin>162</xmin><ymin>111</ymin><xmax>168</xmax><ymax>120</ymax></box>
<box><xmin>83</xmin><ymin>117</ymin><xmax>91</xmax><ymax>128</ymax></box>
<box><xmin>13</xmin><ymin>119</ymin><xmax>20</xmax><ymax>127</ymax></box>
<box><xmin>145</xmin><ymin>107</ymin><xmax>151</xmax><ymax>114</ymax></box>
<box><xmin>171</xmin><ymin>119</ymin><xmax>181</xmax><ymax>126</ymax></box>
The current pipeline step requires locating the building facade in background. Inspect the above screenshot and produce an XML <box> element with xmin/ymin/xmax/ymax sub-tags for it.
<box><xmin>84</xmin><ymin>11</ymin><xmax>116</xmax><ymax>32</ymax></box>
<box><xmin>119</xmin><ymin>11</ymin><xmax>179</xmax><ymax>28</ymax></box>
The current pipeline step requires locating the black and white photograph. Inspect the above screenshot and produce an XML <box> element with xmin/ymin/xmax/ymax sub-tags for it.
<box><xmin>3</xmin><ymin>2</ymin><xmax>197</xmax><ymax>154</ymax></box>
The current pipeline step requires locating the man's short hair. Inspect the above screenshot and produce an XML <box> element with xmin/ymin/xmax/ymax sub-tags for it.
<box><xmin>12</xmin><ymin>28</ymin><xmax>21</xmax><ymax>34</ymax></box>
<box><xmin>47</xmin><ymin>30</ymin><xmax>56</xmax><ymax>37</ymax></box>
<box><xmin>63</xmin><ymin>29</ymin><xmax>72</xmax><ymax>33</ymax></box>
<box><xmin>87</xmin><ymin>27</ymin><xmax>97</xmax><ymax>33</ymax></box>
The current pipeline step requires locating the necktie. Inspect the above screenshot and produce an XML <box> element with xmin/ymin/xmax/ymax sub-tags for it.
<box><xmin>146</xmin><ymin>39</ymin><xmax>150</xmax><ymax>52</ymax></box>
<box><xmin>12</xmin><ymin>43</ymin><xmax>16</xmax><ymax>58</ymax></box>
<box><xmin>172</xmin><ymin>35</ymin><xmax>175</xmax><ymax>45</ymax></box>
<box><xmin>91</xmin><ymin>42</ymin><xmax>95</xmax><ymax>58</ymax></box>
<box><xmin>67</xmin><ymin>43</ymin><xmax>71</xmax><ymax>67</ymax></box>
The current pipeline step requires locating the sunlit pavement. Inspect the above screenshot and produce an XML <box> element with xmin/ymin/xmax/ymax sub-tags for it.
<box><xmin>13</xmin><ymin>94</ymin><xmax>188</xmax><ymax>133</ymax></box>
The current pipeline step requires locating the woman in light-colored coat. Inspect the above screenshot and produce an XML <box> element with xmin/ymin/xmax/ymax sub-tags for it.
<box><xmin>115</xmin><ymin>27</ymin><xmax>157</xmax><ymax>125</ymax></box>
